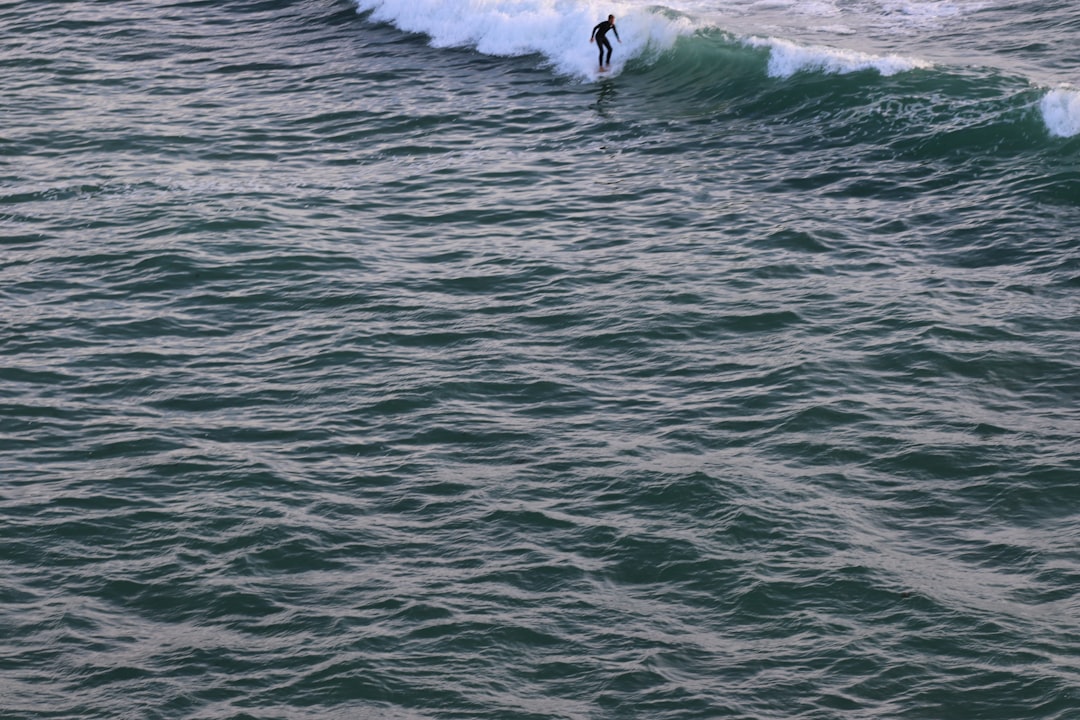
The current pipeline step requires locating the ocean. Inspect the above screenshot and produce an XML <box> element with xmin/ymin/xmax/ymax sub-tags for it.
<box><xmin>2</xmin><ymin>0</ymin><xmax>1078</xmax><ymax>717</ymax></box>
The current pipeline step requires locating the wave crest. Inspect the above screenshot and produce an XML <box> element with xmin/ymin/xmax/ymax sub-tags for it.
<box><xmin>747</xmin><ymin>36</ymin><xmax>931</xmax><ymax>79</ymax></box>
<box><xmin>1040</xmin><ymin>88</ymin><xmax>1080</xmax><ymax>138</ymax></box>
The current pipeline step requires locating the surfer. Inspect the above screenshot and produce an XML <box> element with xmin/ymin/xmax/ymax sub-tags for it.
<box><xmin>589</xmin><ymin>14</ymin><xmax>621</xmax><ymax>70</ymax></box>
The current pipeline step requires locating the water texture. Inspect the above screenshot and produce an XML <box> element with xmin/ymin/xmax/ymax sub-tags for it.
<box><xmin>2</xmin><ymin>1</ymin><xmax>1078</xmax><ymax>718</ymax></box>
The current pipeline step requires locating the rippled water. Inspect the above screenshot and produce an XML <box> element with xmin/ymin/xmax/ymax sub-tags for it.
<box><xmin>3</xmin><ymin>1</ymin><xmax>1079</xmax><ymax>718</ymax></box>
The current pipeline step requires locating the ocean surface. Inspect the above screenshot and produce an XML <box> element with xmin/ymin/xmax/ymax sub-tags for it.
<box><xmin>2</xmin><ymin>0</ymin><xmax>1078</xmax><ymax>717</ymax></box>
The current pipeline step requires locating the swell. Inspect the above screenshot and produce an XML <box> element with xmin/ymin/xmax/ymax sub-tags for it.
<box><xmin>613</xmin><ymin>27</ymin><xmax>1080</xmax><ymax>228</ymax></box>
<box><xmin>634</xmin><ymin>29</ymin><xmax>1080</xmax><ymax>152</ymax></box>
<box><xmin>353</xmin><ymin>0</ymin><xmax>1080</xmax><ymax>144</ymax></box>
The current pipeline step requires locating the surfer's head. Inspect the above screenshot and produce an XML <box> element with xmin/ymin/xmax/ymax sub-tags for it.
<box><xmin>608</xmin><ymin>15</ymin><xmax>615</xmax><ymax>22</ymax></box>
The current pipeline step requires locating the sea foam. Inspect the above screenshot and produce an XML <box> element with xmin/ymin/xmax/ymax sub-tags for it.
<box><xmin>353</xmin><ymin>0</ymin><xmax>937</xmax><ymax>82</ymax></box>
<box><xmin>353</xmin><ymin>0</ymin><xmax>693</xmax><ymax>79</ymax></box>
<box><xmin>1039</xmin><ymin>88</ymin><xmax>1080</xmax><ymax>138</ymax></box>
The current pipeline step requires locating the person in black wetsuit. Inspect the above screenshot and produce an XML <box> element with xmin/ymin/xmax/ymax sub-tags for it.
<box><xmin>589</xmin><ymin>14</ymin><xmax>621</xmax><ymax>70</ymax></box>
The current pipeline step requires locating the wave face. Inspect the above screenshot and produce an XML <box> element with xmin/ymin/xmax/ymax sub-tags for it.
<box><xmin>353</xmin><ymin>0</ymin><xmax>1080</xmax><ymax>138</ymax></box>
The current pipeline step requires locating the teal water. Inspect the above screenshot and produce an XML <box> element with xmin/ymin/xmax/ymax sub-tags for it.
<box><xmin>2</xmin><ymin>1</ymin><xmax>1079</xmax><ymax>718</ymax></box>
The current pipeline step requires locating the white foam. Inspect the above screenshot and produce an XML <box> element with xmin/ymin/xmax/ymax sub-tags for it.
<box><xmin>352</xmin><ymin>0</ymin><xmax>936</xmax><ymax>82</ymax></box>
<box><xmin>747</xmin><ymin>36</ymin><xmax>930</xmax><ymax>78</ymax></box>
<box><xmin>1040</xmin><ymin>88</ymin><xmax>1080</xmax><ymax>138</ymax></box>
<box><xmin>353</xmin><ymin>0</ymin><xmax>695</xmax><ymax>80</ymax></box>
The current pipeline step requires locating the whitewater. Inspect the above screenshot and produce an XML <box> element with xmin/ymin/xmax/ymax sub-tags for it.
<box><xmin>354</xmin><ymin>0</ymin><xmax>1080</xmax><ymax>136</ymax></box>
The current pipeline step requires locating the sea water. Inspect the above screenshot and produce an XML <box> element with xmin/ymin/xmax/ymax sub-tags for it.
<box><xmin>2</xmin><ymin>0</ymin><xmax>1078</xmax><ymax>718</ymax></box>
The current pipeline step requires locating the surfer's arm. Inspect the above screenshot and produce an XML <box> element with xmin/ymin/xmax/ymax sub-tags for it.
<box><xmin>590</xmin><ymin>23</ymin><xmax>600</xmax><ymax>41</ymax></box>
<box><xmin>613</xmin><ymin>26</ymin><xmax>621</xmax><ymax>42</ymax></box>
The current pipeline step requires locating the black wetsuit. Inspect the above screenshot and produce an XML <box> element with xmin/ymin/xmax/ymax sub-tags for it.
<box><xmin>591</xmin><ymin>20</ymin><xmax>619</xmax><ymax>67</ymax></box>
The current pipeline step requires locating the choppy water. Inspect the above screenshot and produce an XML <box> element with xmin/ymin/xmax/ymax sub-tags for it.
<box><xmin>2</xmin><ymin>0</ymin><xmax>1079</xmax><ymax>718</ymax></box>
